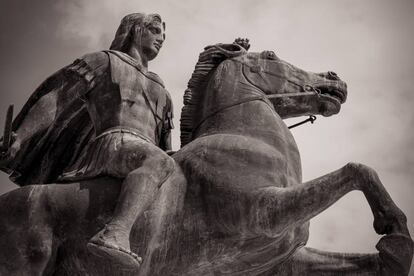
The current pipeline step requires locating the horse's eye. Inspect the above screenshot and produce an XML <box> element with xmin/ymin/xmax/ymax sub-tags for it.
<box><xmin>266</xmin><ymin>51</ymin><xmax>276</xmax><ymax>59</ymax></box>
<box><xmin>261</xmin><ymin>51</ymin><xmax>277</xmax><ymax>60</ymax></box>
<box><xmin>250</xmin><ymin>65</ymin><xmax>262</xmax><ymax>73</ymax></box>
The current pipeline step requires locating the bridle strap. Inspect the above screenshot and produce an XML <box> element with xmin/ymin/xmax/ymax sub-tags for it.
<box><xmin>192</xmin><ymin>90</ymin><xmax>319</xmax><ymax>134</ymax></box>
<box><xmin>266</xmin><ymin>91</ymin><xmax>317</xmax><ymax>99</ymax></box>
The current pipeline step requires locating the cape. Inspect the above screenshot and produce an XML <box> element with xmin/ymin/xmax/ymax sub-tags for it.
<box><xmin>2</xmin><ymin>50</ymin><xmax>171</xmax><ymax>186</ymax></box>
<box><xmin>1</xmin><ymin>51</ymin><xmax>110</xmax><ymax>186</ymax></box>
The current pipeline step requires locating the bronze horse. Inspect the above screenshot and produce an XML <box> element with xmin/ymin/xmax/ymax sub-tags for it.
<box><xmin>0</xmin><ymin>42</ymin><xmax>412</xmax><ymax>275</ymax></box>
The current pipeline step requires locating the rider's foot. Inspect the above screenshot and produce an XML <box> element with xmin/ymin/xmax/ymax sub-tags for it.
<box><xmin>87</xmin><ymin>225</ymin><xmax>142</xmax><ymax>270</ymax></box>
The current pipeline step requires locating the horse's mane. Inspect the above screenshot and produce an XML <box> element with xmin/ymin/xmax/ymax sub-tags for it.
<box><xmin>180</xmin><ymin>40</ymin><xmax>249</xmax><ymax>147</ymax></box>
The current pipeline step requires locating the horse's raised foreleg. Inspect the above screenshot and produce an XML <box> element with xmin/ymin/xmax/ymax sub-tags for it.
<box><xmin>272</xmin><ymin>246</ymin><xmax>381</xmax><ymax>275</ymax></box>
<box><xmin>272</xmin><ymin>234</ymin><xmax>413</xmax><ymax>276</ymax></box>
<box><xmin>252</xmin><ymin>163</ymin><xmax>409</xmax><ymax>236</ymax></box>
<box><xmin>248</xmin><ymin>162</ymin><xmax>413</xmax><ymax>272</ymax></box>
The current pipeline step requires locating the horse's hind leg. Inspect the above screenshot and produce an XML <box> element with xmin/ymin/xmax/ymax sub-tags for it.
<box><xmin>0</xmin><ymin>186</ymin><xmax>57</xmax><ymax>276</ymax></box>
<box><xmin>273</xmin><ymin>234</ymin><xmax>413</xmax><ymax>276</ymax></box>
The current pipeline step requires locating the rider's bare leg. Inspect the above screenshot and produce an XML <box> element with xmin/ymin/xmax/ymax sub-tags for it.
<box><xmin>248</xmin><ymin>163</ymin><xmax>409</xmax><ymax>238</ymax></box>
<box><xmin>88</xmin><ymin>147</ymin><xmax>175</xmax><ymax>267</ymax></box>
<box><xmin>138</xmin><ymin>166</ymin><xmax>187</xmax><ymax>275</ymax></box>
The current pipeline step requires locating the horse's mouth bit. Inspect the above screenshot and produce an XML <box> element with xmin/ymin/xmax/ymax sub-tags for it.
<box><xmin>317</xmin><ymin>87</ymin><xmax>347</xmax><ymax>104</ymax></box>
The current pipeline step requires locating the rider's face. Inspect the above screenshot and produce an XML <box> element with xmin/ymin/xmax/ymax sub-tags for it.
<box><xmin>138</xmin><ymin>21</ymin><xmax>165</xmax><ymax>61</ymax></box>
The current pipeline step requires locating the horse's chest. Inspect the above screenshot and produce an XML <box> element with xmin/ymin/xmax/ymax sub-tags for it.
<box><xmin>278</xmin><ymin>130</ymin><xmax>302</xmax><ymax>185</ymax></box>
<box><xmin>278</xmin><ymin>141</ymin><xmax>302</xmax><ymax>186</ymax></box>
<box><xmin>182</xmin><ymin>134</ymin><xmax>302</xmax><ymax>190</ymax></box>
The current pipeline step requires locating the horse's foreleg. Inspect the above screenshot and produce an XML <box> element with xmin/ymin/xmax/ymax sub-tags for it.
<box><xmin>250</xmin><ymin>163</ymin><xmax>355</xmax><ymax>235</ymax></box>
<box><xmin>273</xmin><ymin>233</ymin><xmax>413</xmax><ymax>276</ymax></box>
<box><xmin>251</xmin><ymin>162</ymin><xmax>410</xmax><ymax>238</ymax></box>
<box><xmin>348</xmin><ymin>163</ymin><xmax>408</xmax><ymax>235</ymax></box>
<box><xmin>272</xmin><ymin>246</ymin><xmax>381</xmax><ymax>275</ymax></box>
<box><xmin>248</xmin><ymin>162</ymin><xmax>413</xmax><ymax>274</ymax></box>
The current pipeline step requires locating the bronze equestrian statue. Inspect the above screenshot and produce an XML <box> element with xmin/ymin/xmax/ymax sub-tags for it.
<box><xmin>0</xmin><ymin>14</ymin><xmax>413</xmax><ymax>276</ymax></box>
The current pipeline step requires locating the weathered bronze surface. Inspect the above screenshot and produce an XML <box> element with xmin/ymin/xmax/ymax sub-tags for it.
<box><xmin>0</xmin><ymin>15</ymin><xmax>413</xmax><ymax>276</ymax></box>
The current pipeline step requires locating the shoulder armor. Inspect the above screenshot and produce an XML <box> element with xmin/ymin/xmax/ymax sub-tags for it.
<box><xmin>147</xmin><ymin>71</ymin><xmax>165</xmax><ymax>88</ymax></box>
<box><xmin>78</xmin><ymin>51</ymin><xmax>110</xmax><ymax>73</ymax></box>
<box><xmin>67</xmin><ymin>51</ymin><xmax>109</xmax><ymax>86</ymax></box>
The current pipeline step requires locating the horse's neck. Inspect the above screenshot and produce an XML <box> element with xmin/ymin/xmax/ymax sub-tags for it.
<box><xmin>195</xmin><ymin>63</ymin><xmax>298</xmax><ymax>150</ymax></box>
<box><xmin>197</xmin><ymin>96</ymin><xmax>296</xmax><ymax>146</ymax></box>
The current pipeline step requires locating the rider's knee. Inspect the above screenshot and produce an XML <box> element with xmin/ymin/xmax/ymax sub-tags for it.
<box><xmin>148</xmin><ymin>151</ymin><xmax>175</xmax><ymax>175</ymax></box>
<box><xmin>160</xmin><ymin>154</ymin><xmax>175</xmax><ymax>174</ymax></box>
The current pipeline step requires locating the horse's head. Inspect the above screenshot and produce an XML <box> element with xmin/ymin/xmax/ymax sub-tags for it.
<box><xmin>180</xmin><ymin>41</ymin><xmax>348</xmax><ymax>147</ymax></box>
<box><xmin>234</xmin><ymin>50</ymin><xmax>348</xmax><ymax>118</ymax></box>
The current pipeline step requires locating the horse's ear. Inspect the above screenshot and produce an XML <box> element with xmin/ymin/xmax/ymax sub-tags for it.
<box><xmin>214</xmin><ymin>43</ymin><xmax>246</xmax><ymax>57</ymax></box>
<box><xmin>234</xmin><ymin>38</ymin><xmax>250</xmax><ymax>51</ymax></box>
<box><xmin>201</xmin><ymin>43</ymin><xmax>246</xmax><ymax>62</ymax></box>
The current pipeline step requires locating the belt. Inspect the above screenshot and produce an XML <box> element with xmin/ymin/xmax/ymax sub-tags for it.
<box><xmin>94</xmin><ymin>126</ymin><xmax>155</xmax><ymax>144</ymax></box>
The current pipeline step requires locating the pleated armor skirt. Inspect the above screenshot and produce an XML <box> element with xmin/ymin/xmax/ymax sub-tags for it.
<box><xmin>59</xmin><ymin>127</ymin><xmax>155</xmax><ymax>182</ymax></box>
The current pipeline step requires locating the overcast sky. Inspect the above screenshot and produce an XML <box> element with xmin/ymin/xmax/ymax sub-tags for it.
<box><xmin>0</xmin><ymin>0</ymin><xmax>413</xmax><ymax>271</ymax></box>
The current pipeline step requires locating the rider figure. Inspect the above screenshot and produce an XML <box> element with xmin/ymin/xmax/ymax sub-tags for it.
<box><xmin>58</xmin><ymin>13</ymin><xmax>175</xmax><ymax>267</ymax></box>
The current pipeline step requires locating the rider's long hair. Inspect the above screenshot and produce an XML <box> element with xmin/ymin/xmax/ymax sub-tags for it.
<box><xmin>109</xmin><ymin>13</ymin><xmax>164</xmax><ymax>53</ymax></box>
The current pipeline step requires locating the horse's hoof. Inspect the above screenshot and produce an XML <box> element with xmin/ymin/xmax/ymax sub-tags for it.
<box><xmin>373</xmin><ymin>217</ymin><xmax>393</xmax><ymax>235</ymax></box>
<box><xmin>87</xmin><ymin>241</ymin><xmax>142</xmax><ymax>270</ymax></box>
<box><xmin>373</xmin><ymin>208</ymin><xmax>409</xmax><ymax>236</ymax></box>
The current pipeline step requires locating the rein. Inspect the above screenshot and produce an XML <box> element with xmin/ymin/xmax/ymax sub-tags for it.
<box><xmin>192</xmin><ymin>90</ymin><xmax>320</xmax><ymax>134</ymax></box>
<box><xmin>287</xmin><ymin>115</ymin><xmax>317</xmax><ymax>129</ymax></box>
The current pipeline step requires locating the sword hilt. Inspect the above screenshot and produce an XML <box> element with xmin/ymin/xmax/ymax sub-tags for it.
<box><xmin>1</xmin><ymin>104</ymin><xmax>14</xmax><ymax>152</ymax></box>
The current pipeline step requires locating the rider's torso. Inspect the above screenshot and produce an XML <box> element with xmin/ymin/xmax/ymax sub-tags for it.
<box><xmin>86</xmin><ymin>52</ymin><xmax>168</xmax><ymax>145</ymax></box>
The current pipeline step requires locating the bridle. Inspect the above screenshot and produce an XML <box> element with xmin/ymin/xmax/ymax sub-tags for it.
<box><xmin>192</xmin><ymin>87</ymin><xmax>321</xmax><ymax>135</ymax></box>
<box><xmin>266</xmin><ymin>89</ymin><xmax>319</xmax><ymax>129</ymax></box>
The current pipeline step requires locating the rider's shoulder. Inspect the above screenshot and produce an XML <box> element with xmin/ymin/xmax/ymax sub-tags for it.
<box><xmin>66</xmin><ymin>51</ymin><xmax>110</xmax><ymax>81</ymax></box>
<box><xmin>147</xmin><ymin>71</ymin><xmax>165</xmax><ymax>88</ymax></box>
<box><xmin>77</xmin><ymin>51</ymin><xmax>110</xmax><ymax>70</ymax></box>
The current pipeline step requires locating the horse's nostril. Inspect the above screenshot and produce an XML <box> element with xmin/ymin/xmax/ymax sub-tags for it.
<box><xmin>328</xmin><ymin>71</ymin><xmax>339</xmax><ymax>79</ymax></box>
